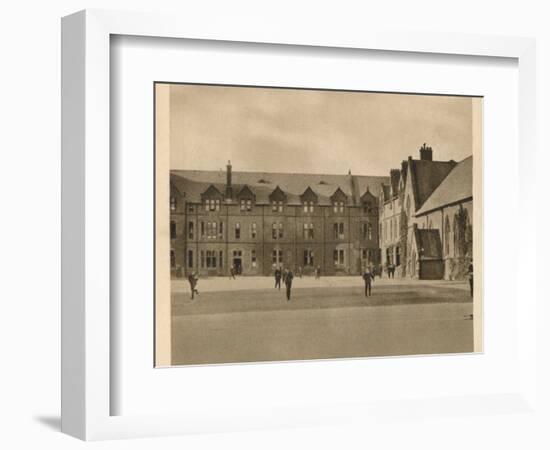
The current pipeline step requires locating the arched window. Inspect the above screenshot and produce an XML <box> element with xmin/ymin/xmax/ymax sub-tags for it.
<box><xmin>444</xmin><ymin>216</ymin><xmax>451</xmax><ymax>255</ymax></box>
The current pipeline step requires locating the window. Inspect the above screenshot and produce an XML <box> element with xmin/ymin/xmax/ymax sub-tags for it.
<box><xmin>251</xmin><ymin>250</ymin><xmax>257</xmax><ymax>267</ymax></box>
<box><xmin>219</xmin><ymin>250</ymin><xmax>223</xmax><ymax>268</ymax></box>
<box><xmin>188</xmin><ymin>204</ymin><xmax>194</xmax><ymax>213</ymax></box>
<box><xmin>272</xmin><ymin>201</ymin><xmax>283</xmax><ymax>212</ymax></box>
<box><xmin>333</xmin><ymin>201</ymin><xmax>344</xmax><ymax>213</ymax></box>
<box><xmin>272</xmin><ymin>249</ymin><xmax>283</xmax><ymax>265</ymax></box>
<box><xmin>362</xmin><ymin>222</ymin><xmax>372</xmax><ymax>240</ymax></box>
<box><xmin>386</xmin><ymin>248</ymin><xmax>392</xmax><ymax>265</ymax></box>
<box><xmin>303</xmin><ymin>223</ymin><xmax>314</xmax><ymax>239</ymax></box>
<box><xmin>219</xmin><ymin>221</ymin><xmax>224</xmax><ymax>239</ymax></box>
<box><xmin>205</xmin><ymin>222</ymin><xmax>218</xmax><ymax>239</ymax></box>
<box><xmin>188</xmin><ymin>221</ymin><xmax>194</xmax><ymax>239</ymax></box>
<box><xmin>188</xmin><ymin>249</ymin><xmax>193</xmax><ymax>268</ymax></box>
<box><xmin>363</xmin><ymin>202</ymin><xmax>372</xmax><ymax>214</ymax></box>
<box><xmin>206</xmin><ymin>250</ymin><xmax>217</xmax><ymax>268</ymax></box>
<box><xmin>200</xmin><ymin>250</ymin><xmax>205</xmax><ymax>268</ymax></box>
<box><xmin>334</xmin><ymin>222</ymin><xmax>344</xmax><ymax>239</ymax></box>
<box><xmin>303</xmin><ymin>249</ymin><xmax>314</xmax><ymax>266</ymax></box>
<box><xmin>170</xmin><ymin>221</ymin><xmax>176</xmax><ymax>239</ymax></box>
<box><xmin>170</xmin><ymin>250</ymin><xmax>175</xmax><ymax>268</ymax></box>
<box><xmin>205</xmin><ymin>198</ymin><xmax>221</xmax><ymax>211</ymax></box>
<box><xmin>235</xmin><ymin>222</ymin><xmax>241</xmax><ymax>239</ymax></box>
<box><xmin>170</xmin><ymin>196</ymin><xmax>177</xmax><ymax>211</ymax></box>
<box><xmin>444</xmin><ymin>216</ymin><xmax>451</xmax><ymax>255</ymax></box>
<box><xmin>251</xmin><ymin>222</ymin><xmax>257</xmax><ymax>239</ymax></box>
<box><xmin>333</xmin><ymin>249</ymin><xmax>345</xmax><ymax>266</ymax></box>
<box><xmin>303</xmin><ymin>201</ymin><xmax>314</xmax><ymax>213</ymax></box>
<box><xmin>240</xmin><ymin>199</ymin><xmax>252</xmax><ymax>211</ymax></box>
<box><xmin>200</xmin><ymin>221</ymin><xmax>205</xmax><ymax>238</ymax></box>
<box><xmin>272</xmin><ymin>222</ymin><xmax>283</xmax><ymax>239</ymax></box>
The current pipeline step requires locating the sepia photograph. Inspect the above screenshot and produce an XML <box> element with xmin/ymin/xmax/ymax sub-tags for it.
<box><xmin>155</xmin><ymin>83</ymin><xmax>482</xmax><ymax>367</ymax></box>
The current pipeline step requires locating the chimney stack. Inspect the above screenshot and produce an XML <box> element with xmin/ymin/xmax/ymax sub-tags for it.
<box><xmin>419</xmin><ymin>143</ymin><xmax>433</xmax><ymax>161</ymax></box>
<box><xmin>225</xmin><ymin>160</ymin><xmax>233</xmax><ymax>200</ymax></box>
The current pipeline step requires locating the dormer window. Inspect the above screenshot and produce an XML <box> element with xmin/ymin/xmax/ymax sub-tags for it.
<box><xmin>303</xmin><ymin>201</ymin><xmax>314</xmax><ymax>213</ymax></box>
<box><xmin>330</xmin><ymin>187</ymin><xmax>347</xmax><ymax>215</ymax></box>
<box><xmin>272</xmin><ymin>201</ymin><xmax>284</xmax><ymax>213</ymax></box>
<box><xmin>205</xmin><ymin>198</ymin><xmax>221</xmax><ymax>211</ymax></box>
<box><xmin>333</xmin><ymin>201</ymin><xmax>345</xmax><ymax>213</ymax></box>
<box><xmin>240</xmin><ymin>199</ymin><xmax>252</xmax><ymax>211</ymax></box>
<box><xmin>269</xmin><ymin>186</ymin><xmax>287</xmax><ymax>213</ymax></box>
<box><xmin>170</xmin><ymin>196</ymin><xmax>177</xmax><ymax>211</ymax></box>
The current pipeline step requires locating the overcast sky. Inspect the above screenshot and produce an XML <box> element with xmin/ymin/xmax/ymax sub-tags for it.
<box><xmin>167</xmin><ymin>83</ymin><xmax>477</xmax><ymax>176</ymax></box>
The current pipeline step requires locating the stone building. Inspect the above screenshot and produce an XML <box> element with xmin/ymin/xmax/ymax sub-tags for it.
<box><xmin>379</xmin><ymin>144</ymin><xmax>473</xmax><ymax>280</ymax></box>
<box><xmin>169</xmin><ymin>162</ymin><xmax>388</xmax><ymax>277</ymax></box>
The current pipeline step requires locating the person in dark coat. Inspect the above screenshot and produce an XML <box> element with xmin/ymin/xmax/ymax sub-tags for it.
<box><xmin>229</xmin><ymin>264</ymin><xmax>236</xmax><ymax>280</ymax></box>
<box><xmin>468</xmin><ymin>262</ymin><xmax>474</xmax><ymax>297</ymax></box>
<box><xmin>362</xmin><ymin>269</ymin><xmax>374</xmax><ymax>297</ymax></box>
<box><xmin>282</xmin><ymin>268</ymin><xmax>288</xmax><ymax>284</ymax></box>
<box><xmin>188</xmin><ymin>272</ymin><xmax>199</xmax><ymax>300</ymax></box>
<box><xmin>274</xmin><ymin>267</ymin><xmax>282</xmax><ymax>290</ymax></box>
<box><xmin>285</xmin><ymin>269</ymin><xmax>294</xmax><ymax>301</ymax></box>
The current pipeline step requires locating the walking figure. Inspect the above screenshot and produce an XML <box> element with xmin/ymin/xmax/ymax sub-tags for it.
<box><xmin>298</xmin><ymin>266</ymin><xmax>303</xmax><ymax>278</ymax></box>
<box><xmin>285</xmin><ymin>269</ymin><xmax>294</xmax><ymax>301</ymax></box>
<box><xmin>362</xmin><ymin>269</ymin><xmax>374</xmax><ymax>297</ymax></box>
<box><xmin>315</xmin><ymin>265</ymin><xmax>321</xmax><ymax>279</ymax></box>
<box><xmin>187</xmin><ymin>272</ymin><xmax>199</xmax><ymax>300</ymax></box>
<box><xmin>468</xmin><ymin>262</ymin><xmax>474</xmax><ymax>298</ymax></box>
<box><xmin>274</xmin><ymin>267</ymin><xmax>282</xmax><ymax>290</ymax></box>
<box><xmin>229</xmin><ymin>264</ymin><xmax>236</xmax><ymax>280</ymax></box>
<box><xmin>282</xmin><ymin>268</ymin><xmax>288</xmax><ymax>285</ymax></box>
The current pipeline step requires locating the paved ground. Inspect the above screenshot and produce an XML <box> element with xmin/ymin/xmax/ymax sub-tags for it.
<box><xmin>171</xmin><ymin>276</ymin><xmax>473</xmax><ymax>366</ymax></box>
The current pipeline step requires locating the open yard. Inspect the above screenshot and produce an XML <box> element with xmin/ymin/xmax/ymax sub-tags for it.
<box><xmin>170</xmin><ymin>277</ymin><xmax>473</xmax><ymax>365</ymax></box>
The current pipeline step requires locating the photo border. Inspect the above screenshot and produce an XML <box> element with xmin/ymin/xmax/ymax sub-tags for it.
<box><xmin>61</xmin><ymin>9</ymin><xmax>537</xmax><ymax>440</ymax></box>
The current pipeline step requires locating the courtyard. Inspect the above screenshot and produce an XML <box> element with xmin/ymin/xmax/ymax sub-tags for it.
<box><xmin>171</xmin><ymin>276</ymin><xmax>474</xmax><ymax>365</ymax></box>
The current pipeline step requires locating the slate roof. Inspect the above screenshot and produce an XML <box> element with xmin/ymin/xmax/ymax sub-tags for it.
<box><xmin>410</xmin><ymin>159</ymin><xmax>457</xmax><ymax>211</ymax></box>
<box><xmin>414</xmin><ymin>228</ymin><xmax>443</xmax><ymax>260</ymax></box>
<box><xmin>171</xmin><ymin>170</ymin><xmax>389</xmax><ymax>206</ymax></box>
<box><xmin>415</xmin><ymin>156</ymin><xmax>473</xmax><ymax>216</ymax></box>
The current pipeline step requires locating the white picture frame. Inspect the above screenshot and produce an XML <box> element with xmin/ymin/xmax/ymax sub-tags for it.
<box><xmin>61</xmin><ymin>9</ymin><xmax>538</xmax><ymax>441</ymax></box>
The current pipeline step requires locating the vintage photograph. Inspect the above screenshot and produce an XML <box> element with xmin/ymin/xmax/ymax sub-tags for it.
<box><xmin>155</xmin><ymin>83</ymin><xmax>482</xmax><ymax>367</ymax></box>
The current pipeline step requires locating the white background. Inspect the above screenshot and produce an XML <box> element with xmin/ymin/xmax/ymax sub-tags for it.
<box><xmin>1</xmin><ymin>1</ymin><xmax>548</xmax><ymax>449</ymax></box>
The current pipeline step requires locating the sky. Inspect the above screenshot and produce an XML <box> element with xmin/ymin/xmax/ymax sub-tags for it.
<box><xmin>166</xmin><ymin>83</ymin><xmax>478</xmax><ymax>176</ymax></box>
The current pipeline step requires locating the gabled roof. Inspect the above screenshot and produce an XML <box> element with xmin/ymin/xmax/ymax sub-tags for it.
<box><xmin>236</xmin><ymin>184</ymin><xmax>255</xmax><ymax>200</ymax></box>
<box><xmin>414</xmin><ymin>228</ymin><xmax>442</xmax><ymax>260</ymax></box>
<box><xmin>409</xmin><ymin>159</ymin><xmax>457</xmax><ymax>211</ymax></box>
<box><xmin>171</xmin><ymin>169</ymin><xmax>389</xmax><ymax>206</ymax></box>
<box><xmin>200</xmin><ymin>184</ymin><xmax>223</xmax><ymax>199</ymax></box>
<box><xmin>360</xmin><ymin>187</ymin><xmax>376</xmax><ymax>203</ymax></box>
<box><xmin>300</xmin><ymin>186</ymin><xmax>318</xmax><ymax>202</ymax></box>
<box><xmin>269</xmin><ymin>185</ymin><xmax>287</xmax><ymax>202</ymax></box>
<box><xmin>415</xmin><ymin>156</ymin><xmax>473</xmax><ymax>216</ymax></box>
<box><xmin>330</xmin><ymin>187</ymin><xmax>348</xmax><ymax>203</ymax></box>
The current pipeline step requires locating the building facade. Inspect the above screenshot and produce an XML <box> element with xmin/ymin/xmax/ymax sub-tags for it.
<box><xmin>169</xmin><ymin>163</ymin><xmax>388</xmax><ymax>277</ymax></box>
<box><xmin>379</xmin><ymin>144</ymin><xmax>473</xmax><ymax>280</ymax></box>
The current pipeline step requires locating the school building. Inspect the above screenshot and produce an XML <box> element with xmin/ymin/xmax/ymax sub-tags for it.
<box><xmin>169</xmin><ymin>162</ymin><xmax>388</xmax><ymax>277</ymax></box>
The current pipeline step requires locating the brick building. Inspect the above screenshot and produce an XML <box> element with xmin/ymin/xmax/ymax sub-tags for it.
<box><xmin>169</xmin><ymin>162</ymin><xmax>388</xmax><ymax>277</ymax></box>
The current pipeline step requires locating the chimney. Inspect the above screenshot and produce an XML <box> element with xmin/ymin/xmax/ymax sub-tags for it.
<box><xmin>419</xmin><ymin>143</ymin><xmax>433</xmax><ymax>161</ymax></box>
<box><xmin>225</xmin><ymin>160</ymin><xmax>233</xmax><ymax>200</ymax></box>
